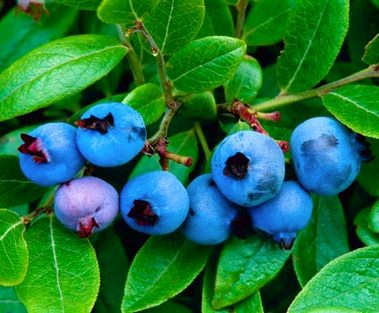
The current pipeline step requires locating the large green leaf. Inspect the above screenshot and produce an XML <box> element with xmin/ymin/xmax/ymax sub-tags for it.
<box><xmin>363</xmin><ymin>34</ymin><xmax>379</xmax><ymax>64</ymax></box>
<box><xmin>167</xmin><ymin>36</ymin><xmax>246</xmax><ymax>93</ymax></box>
<box><xmin>322</xmin><ymin>85</ymin><xmax>379</xmax><ymax>139</ymax></box>
<box><xmin>0</xmin><ymin>286</ymin><xmax>26</xmax><ymax>313</ymax></box>
<box><xmin>94</xmin><ymin>229</ymin><xmax>129</xmax><ymax>313</ymax></box>
<box><xmin>213</xmin><ymin>236</ymin><xmax>290</xmax><ymax>309</ymax></box>
<box><xmin>130</xmin><ymin>129</ymin><xmax>199</xmax><ymax>185</ymax></box>
<box><xmin>15</xmin><ymin>216</ymin><xmax>100</xmax><ymax>313</ymax></box>
<box><xmin>144</xmin><ymin>0</ymin><xmax>205</xmax><ymax>55</ymax></box>
<box><xmin>277</xmin><ymin>0</ymin><xmax>349</xmax><ymax>93</ymax></box>
<box><xmin>123</xmin><ymin>83</ymin><xmax>166</xmax><ymax>126</ymax></box>
<box><xmin>292</xmin><ymin>196</ymin><xmax>349</xmax><ymax>287</ymax></box>
<box><xmin>0</xmin><ymin>5</ymin><xmax>78</xmax><ymax>71</ymax></box>
<box><xmin>122</xmin><ymin>235</ymin><xmax>211</xmax><ymax>312</ymax></box>
<box><xmin>0</xmin><ymin>155</ymin><xmax>47</xmax><ymax>207</ymax></box>
<box><xmin>288</xmin><ymin>245</ymin><xmax>379</xmax><ymax>313</ymax></box>
<box><xmin>202</xmin><ymin>262</ymin><xmax>264</xmax><ymax>313</ymax></box>
<box><xmin>0</xmin><ymin>210</ymin><xmax>28</xmax><ymax>286</ymax></box>
<box><xmin>224</xmin><ymin>57</ymin><xmax>262</xmax><ymax>103</ymax></box>
<box><xmin>179</xmin><ymin>92</ymin><xmax>217</xmax><ymax>121</ymax></box>
<box><xmin>243</xmin><ymin>0</ymin><xmax>296</xmax><ymax>46</ymax></box>
<box><xmin>97</xmin><ymin>0</ymin><xmax>158</xmax><ymax>25</ymax></box>
<box><xmin>369</xmin><ymin>200</ymin><xmax>379</xmax><ymax>233</ymax></box>
<box><xmin>51</xmin><ymin>0</ymin><xmax>101</xmax><ymax>10</ymax></box>
<box><xmin>0</xmin><ymin>35</ymin><xmax>127</xmax><ymax>122</ymax></box>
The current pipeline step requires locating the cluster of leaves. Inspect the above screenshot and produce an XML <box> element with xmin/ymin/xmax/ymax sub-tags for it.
<box><xmin>0</xmin><ymin>0</ymin><xmax>379</xmax><ymax>312</ymax></box>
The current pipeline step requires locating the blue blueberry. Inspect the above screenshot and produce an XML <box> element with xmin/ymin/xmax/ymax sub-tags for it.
<box><xmin>182</xmin><ymin>174</ymin><xmax>238</xmax><ymax>245</ymax></box>
<box><xmin>211</xmin><ymin>130</ymin><xmax>285</xmax><ymax>207</ymax></box>
<box><xmin>249</xmin><ymin>181</ymin><xmax>313</xmax><ymax>248</ymax></box>
<box><xmin>120</xmin><ymin>171</ymin><xmax>189</xmax><ymax>235</ymax></box>
<box><xmin>76</xmin><ymin>102</ymin><xmax>146</xmax><ymax>167</ymax></box>
<box><xmin>290</xmin><ymin>117</ymin><xmax>369</xmax><ymax>195</ymax></box>
<box><xmin>54</xmin><ymin>176</ymin><xmax>119</xmax><ymax>237</ymax></box>
<box><xmin>18</xmin><ymin>122</ymin><xmax>85</xmax><ymax>186</ymax></box>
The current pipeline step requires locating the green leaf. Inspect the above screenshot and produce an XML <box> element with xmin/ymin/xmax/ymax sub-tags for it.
<box><xmin>292</xmin><ymin>196</ymin><xmax>349</xmax><ymax>287</ymax></box>
<box><xmin>15</xmin><ymin>216</ymin><xmax>100</xmax><ymax>313</ymax></box>
<box><xmin>0</xmin><ymin>286</ymin><xmax>26</xmax><ymax>313</ymax></box>
<box><xmin>130</xmin><ymin>129</ymin><xmax>199</xmax><ymax>185</ymax></box>
<box><xmin>213</xmin><ymin>236</ymin><xmax>290</xmax><ymax>309</ymax></box>
<box><xmin>122</xmin><ymin>235</ymin><xmax>211</xmax><ymax>312</ymax></box>
<box><xmin>322</xmin><ymin>85</ymin><xmax>379</xmax><ymax>139</ymax></box>
<box><xmin>179</xmin><ymin>92</ymin><xmax>217</xmax><ymax>121</ymax></box>
<box><xmin>202</xmin><ymin>262</ymin><xmax>264</xmax><ymax>313</ymax></box>
<box><xmin>0</xmin><ymin>210</ymin><xmax>28</xmax><ymax>286</ymax></box>
<box><xmin>0</xmin><ymin>155</ymin><xmax>47</xmax><ymax>207</ymax></box>
<box><xmin>144</xmin><ymin>0</ymin><xmax>205</xmax><ymax>55</ymax></box>
<box><xmin>358</xmin><ymin>138</ymin><xmax>379</xmax><ymax>196</ymax></box>
<box><xmin>0</xmin><ymin>5</ymin><xmax>78</xmax><ymax>71</ymax></box>
<box><xmin>97</xmin><ymin>0</ymin><xmax>158</xmax><ymax>25</ymax></box>
<box><xmin>197</xmin><ymin>0</ymin><xmax>234</xmax><ymax>38</ymax></box>
<box><xmin>277</xmin><ymin>0</ymin><xmax>349</xmax><ymax>93</ymax></box>
<box><xmin>167</xmin><ymin>36</ymin><xmax>246</xmax><ymax>93</ymax></box>
<box><xmin>243</xmin><ymin>0</ymin><xmax>295</xmax><ymax>46</ymax></box>
<box><xmin>224</xmin><ymin>57</ymin><xmax>262</xmax><ymax>103</ymax></box>
<box><xmin>363</xmin><ymin>34</ymin><xmax>379</xmax><ymax>65</ymax></box>
<box><xmin>371</xmin><ymin>0</ymin><xmax>379</xmax><ymax>9</ymax></box>
<box><xmin>354</xmin><ymin>208</ymin><xmax>379</xmax><ymax>246</ymax></box>
<box><xmin>123</xmin><ymin>83</ymin><xmax>166</xmax><ymax>126</ymax></box>
<box><xmin>0</xmin><ymin>34</ymin><xmax>127</xmax><ymax>122</ymax></box>
<box><xmin>94</xmin><ymin>228</ymin><xmax>129</xmax><ymax>313</ymax></box>
<box><xmin>51</xmin><ymin>0</ymin><xmax>101</xmax><ymax>10</ymax></box>
<box><xmin>369</xmin><ymin>200</ymin><xmax>379</xmax><ymax>233</ymax></box>
<box><xmin>142</xmin><ymin>301</ymin><xmax>192</xmax><ymax>313</ymax></box>
<box><xmin>288</xmin><ymin>245</ymin><xmax>379</xmax><ymax>313</ymax></box>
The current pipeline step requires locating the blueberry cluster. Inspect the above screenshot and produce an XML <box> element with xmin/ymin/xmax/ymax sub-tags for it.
<box><xmin>183</xmin><ymin>117</ymin><xmax>371</xmax><ymax>248</ymax></box>
<box><xmin>18</xmin><ymin>109</ymin><xmax>370</xmax><ymax>247</ymax></box>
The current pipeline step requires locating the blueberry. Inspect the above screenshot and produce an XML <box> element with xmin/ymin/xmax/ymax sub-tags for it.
<box><xmin>211</xmin><ymin>130</ymin><xmax>285</xmax><ymax>207</ymax></box>
<box><xmin>120</xmin><ymin>171</ymin><xmax>189</xmax><ymax>235</ymax></box>
<box><xmin>249</xmin><ymin>181</ymin><xmax>313</xmax><ymax>249</ymax></box>
<box><xmin>182</xmin><ymin>174</ymin><xmax>238</xmax><ymax>245</ymax></box>
<box><xmin>76</xmin><ymin>102</ymin><xmax>146</xmax><ymax>167</ymax></box>
<box><xmin>54</xmin><ymin>176</ymin><xmax>119</xmax><ymax>237</ymax></box>
<box><xmin>290</xmin><ymin>117</ymin><xmax>369</xmax><ymax>195</ymax></box>
<box><xmin>18</xmin><ymin>123</ymin><xmax>85</xmax><ymax>186</ymax></box>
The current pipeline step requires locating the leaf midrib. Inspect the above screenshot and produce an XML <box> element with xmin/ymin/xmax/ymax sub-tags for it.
<box><xmin>328</xmin><ymin>92</ymin><xmax>379</xmax><ymax>117</ymax></box>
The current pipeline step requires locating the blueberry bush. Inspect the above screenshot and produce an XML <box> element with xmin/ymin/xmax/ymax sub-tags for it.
<box><xmin>0</xmin><ymin>0</ymin><xmax>379</xmax><ymax>312</ymax></box>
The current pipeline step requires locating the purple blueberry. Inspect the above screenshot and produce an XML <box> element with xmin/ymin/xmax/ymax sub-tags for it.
<box><xmin>183</xmin><ymin>174</ymin><xmax>238</xmax><ymax>245</ymax></box>
<box><xmin>120</xmin><ymin>171</ymin><xmax>189</xmax><ymax>235</ymax></box>
<box><xmin>76</xmin><ymin>102</ymin><xmax>146</xmax><ymax>167</ymax></box>
<box><xmin>54</xmin><ymin>176</ymin><xmax>119</xmax><ymax>237</ymax></box>
<box><xmin>249</xmin><ymin>181</ymin><xmax>313</xmax><ymax>249</ymax></box>
<box><xmin>211</xmin><ymin>130</ymin><xmax>285</xmax><ymax>207</ymax></box>
<box><xmin>18</xmin><ymin>123</ymin><xmax>85</xmax><ymax>186</ymax></box>
<box><xmin>290</xmin><ymin>117</ymin><xmax>371</xmax><ymax>195</ymax></box>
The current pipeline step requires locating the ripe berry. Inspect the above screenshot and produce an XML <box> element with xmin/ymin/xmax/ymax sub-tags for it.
<box><xmin>76</xmin><ymin>102</ymin><xmax>146</xmax><ymax>167</ymax></box>
<box><xmin>18</xmin><ymin>123</ymin><xmax>85</xmax><ymax>186</ymax></box>
<box><xmin>182</xmin><ymin>174</ymin><xmax>238</xmax><ymax>245</ymax></box>
<box><xmin>211</xmin><ymin>130</ymin><xmax>285</xmax><ymax>207</ymax></box>
<box><xmin>54</xmin><ymin>176</ymin><xmax>119</xmax><ymax>237</ymax></box>
<box><xmin>249</xmin><ymin>181</ymin><xmax>313</xmax><ymax>249</ymax></box>
<box><xmin>290</xmin><ymin>117</ymin><xmax>371</xmax><ymax>195</ymax></box>
<box><xmin>120</xmin><ymin>171</ymin><xmax>189</xmax><ymax>235</ymax></box>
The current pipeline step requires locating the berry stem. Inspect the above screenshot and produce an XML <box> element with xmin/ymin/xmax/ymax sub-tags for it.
<box><xmin>251</xmin><ymin>65</ymin><xmax>379</xmax><ymax>111</ymax></box>
<box><xmin>235</xmin><ymin>0</ymin><xmax>249</xmax><ymax>38</ymax></box>
<box><xmin>194</xmin><ymin>122</ymin><xmax>211</xmax><ymax>161</ymax></box>
<box><xmin>116</xmin><ymin>24</ymin><xmax>145</xmax><ymax>86</ymax></box>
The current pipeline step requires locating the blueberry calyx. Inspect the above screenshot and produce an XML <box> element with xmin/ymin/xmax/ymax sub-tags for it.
<box><xmin>18</xmin><ymin>133</ymin><xmax>50</xmax><ymax>164</ymax></box>
<box><xmin>128</xmin><ymin>200</ymin><xmax>158</xmax><ymax>226</ymax></box>
<box><xmin>223</xmin><ymin>152</ymin><xmax>250</xmax><ymax>179</ymax></box>
<box><xmin>77</xmin><ymin>216</ymin><xmax>99</xmax><ymax>238</ymax></box>
<box><xmin>76</xmin><ymin>113</ymin><xmax>114</xmax><ymax>135</ymax></box>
